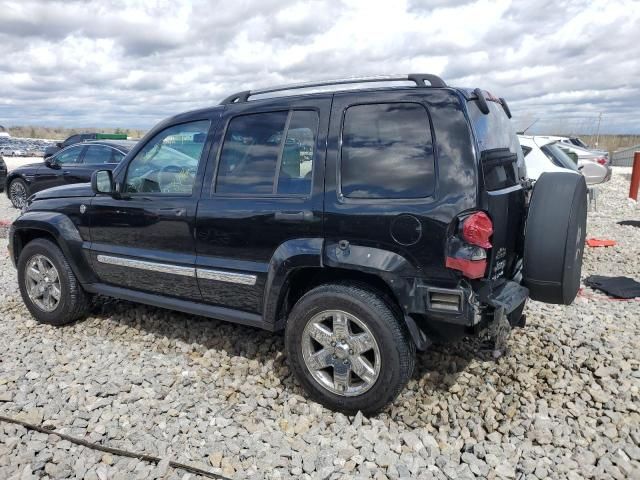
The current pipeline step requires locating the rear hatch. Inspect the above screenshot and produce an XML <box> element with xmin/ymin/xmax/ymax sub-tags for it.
<box><xmin>466</xmin><ymin>91</ymin><xmax>527</xmax><ymax>281</ymax></box>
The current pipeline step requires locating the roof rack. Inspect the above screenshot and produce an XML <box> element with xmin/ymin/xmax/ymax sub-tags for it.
<box><xmin>219</xmin><ymin>73</ymin><xmax>447</xmax><ymax>105</ymax></box>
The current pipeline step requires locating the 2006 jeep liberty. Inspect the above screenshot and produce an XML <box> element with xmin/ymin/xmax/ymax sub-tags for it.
<box><xmin>9</xmin><ymin>74</ymin><xmax>587</xmax><ymax>414</ymax></box>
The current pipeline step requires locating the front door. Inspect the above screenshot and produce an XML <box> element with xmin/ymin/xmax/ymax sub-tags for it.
<box><xmin>195</xmin><ymin>96</ymin><xmax>331</xmax><ymax>315</ymax></box>
<box><xmin>34</xmin><ymin>144</ymin><xmax>85</xmax><ymax>193</ymax></box>
<box><xmin>88</xmin><ymin>119</ymin><xmax>214</xmax><ymax>301</ymax></box>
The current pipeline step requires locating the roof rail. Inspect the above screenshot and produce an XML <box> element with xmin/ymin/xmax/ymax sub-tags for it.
<box><xmin>219</xmin><ymin>73</ymin><xmax>447</xmax><ymax>105</ymax></box>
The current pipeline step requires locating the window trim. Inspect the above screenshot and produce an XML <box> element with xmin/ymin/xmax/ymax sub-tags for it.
<box><xmin>337</xmin><ymin>101</ymin><xmax>437</xmax><ymax>204</ymax></box>
<box><xmin>53</xmin><ymin>144</ymin><xmax>85</xmax><ymax>165</ymax></box>
<box><xmin>211</xmin><ymin>108</ymin><xmax>319</xmax><ymax>199</ymax></box>
<box><xmin>122</xmin><ymin>119</ymin><xmax>211</xmax><ymax>198</ymax></box>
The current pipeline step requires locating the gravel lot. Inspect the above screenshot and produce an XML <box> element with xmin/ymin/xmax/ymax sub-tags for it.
<box><xmin>1</xmin><ymin>169</ymin><xmax>639</xmax><ymax>479</ymax></box>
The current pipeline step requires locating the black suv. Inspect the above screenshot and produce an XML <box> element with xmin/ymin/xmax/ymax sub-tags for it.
<box><xmin>8</xmin><ymin>74</ymin><xmax>587</xmax><ymax>414</ymax></box>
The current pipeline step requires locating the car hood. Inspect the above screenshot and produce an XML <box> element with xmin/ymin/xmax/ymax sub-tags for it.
<box><xmin>32</xmin><ymin>183</ymin><xmax>95</xmax><ymax>200</ymax></box>
<box><xmin>15</xmin><ymin>162</ymin><xmax>46</xmax><ymax>172</ymax></box>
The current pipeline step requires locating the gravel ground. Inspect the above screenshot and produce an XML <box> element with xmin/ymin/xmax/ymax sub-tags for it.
<box><xmin>0</xmin><ymin>169</ymin><xmax>639</xmax><ymax>480</ymax></box>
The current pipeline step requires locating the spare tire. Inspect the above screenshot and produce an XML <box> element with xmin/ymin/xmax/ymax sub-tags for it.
<box><xmin>523</xmin><ymin>172</ymin><xmax>587</xmax><ymax>305</ymax></box>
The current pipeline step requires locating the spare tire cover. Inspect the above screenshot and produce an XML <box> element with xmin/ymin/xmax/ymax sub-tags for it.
<box><xmin>523</xmin><ymin>172</ymin><xmax>587</xmax><ymax>305</ymax></box>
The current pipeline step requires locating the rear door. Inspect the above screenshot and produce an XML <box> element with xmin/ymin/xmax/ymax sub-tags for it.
<box><xmin>468</xmin><ymin>98</ymin><xmax>526</xmax><ymax>280</ymax></box>
<box><xmin>195</xmin><ymin>96</ymin><xmax>331</xmax><ymax>315</ymax></box>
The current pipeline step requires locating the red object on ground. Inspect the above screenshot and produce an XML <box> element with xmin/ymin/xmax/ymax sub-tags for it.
<box><xmin>586</xmin><ymin>238</ymin><xmax>617</xmax><ymax>247</ymax></box>
<box><xmin>630</xmin><ymin>151</ymin><xmax>640</xmax><ymax>201</ymax></box>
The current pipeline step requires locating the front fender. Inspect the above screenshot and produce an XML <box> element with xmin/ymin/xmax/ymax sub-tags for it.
<box><xmin>9</xmin><ymin>211</ymin><xmax>97</xmax><ymax>284</ymax></box>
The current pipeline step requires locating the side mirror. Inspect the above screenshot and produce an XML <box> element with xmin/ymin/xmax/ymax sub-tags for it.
<box><xmin>45</xmin><ymin>157</ymin><xmax>60</xmax><ymax>169</ymax></box>
<box><xmin>92</xmin><ymin>170</ymin><xmax>114</xmax><ymax>194</ymax></box>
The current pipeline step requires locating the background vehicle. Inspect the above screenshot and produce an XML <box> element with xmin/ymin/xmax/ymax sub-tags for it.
<box><xmin>0</xmin><ymin>157</ymin><xmax>6</xmax><ymax>193</ymax></box>
<box><xmin>6</xmin><ymin>140</ymin><xmax>135</xmax><ymax>208</ymax></box>
<box><xmin>518</xmin><ymin>135</ymin><xmax>580</xmax><ymax>180</ymax></box>
<box><xmin>0</xmin><ymin>147</ymin><xmax>25</xmax><ymax>157</ymax></box>
<box><xmin>43</xmin><ymin>132</ymin><xmax>129</xmax><ymax>159</ymax></box>
<box><xmin>8</xmin><ymin>75</ymin><xmax>587</xmax><ymax>414</ymax></box>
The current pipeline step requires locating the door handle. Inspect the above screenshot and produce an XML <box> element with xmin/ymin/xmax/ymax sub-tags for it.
<box><xmin>274</xmin><ymin>210</ymin><xmax>313</xmax><ymax>222</ymax></box>
<box><xmin>156</xmin><ymin>207</ymin><xmax>187</xmax><ymax>217</ymax></box>
<box><xmin>63</xmin><ymin>170</ymin><xmax>71</xmax><ymax>175</ymax></box>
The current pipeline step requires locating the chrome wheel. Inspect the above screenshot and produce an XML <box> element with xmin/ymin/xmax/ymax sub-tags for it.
<box><xmin>25</xmin><ymin>254</ymin><xmax>61</xmax><ymax>312</ymax></box>
<box><xmin>10</xmin><ymin>180</ymin><xmax>27</xmax><ymax>209</ymax></box>
<box><xmin>301</xmin><ymin>310</ymin><xmax>381</xmax><ymax>397</ymax></box>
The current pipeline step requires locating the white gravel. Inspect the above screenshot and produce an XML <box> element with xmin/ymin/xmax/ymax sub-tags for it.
<box><xmin>0</xmin><ymin>168</ymin><xmax>639</xmax><ymax>479</ymax></box>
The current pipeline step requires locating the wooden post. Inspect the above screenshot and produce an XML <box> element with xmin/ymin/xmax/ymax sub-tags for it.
<box><xmin>630</xmin><ymin>152</ymin><xmax>640</xmax><ymax>201</ymax></box>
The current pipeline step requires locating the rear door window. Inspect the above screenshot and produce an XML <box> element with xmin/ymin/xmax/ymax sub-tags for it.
<box><xmin>83</xmin><ymin>145</ymin><xmax>115</xmax><ymax>165</ymax></box>
<box><xmin>216</xmin><ymin>110</ymin><xmax>319</xmax><ymax>195</ymax></box>
<box><xmin>340</xmin><ymin>103</ymin><xmax>435</xmax><ymax>199</ymax></box>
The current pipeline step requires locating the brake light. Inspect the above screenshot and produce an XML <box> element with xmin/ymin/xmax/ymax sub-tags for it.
<box><xmin>596</xmin><ymin>157</ymin><xmax>607</xmax><ymax>165</ymax></box>
<box><xmin>461</xmin><ymin>212</ymin><xmax>493</xmax><ymax>248</ymax></box>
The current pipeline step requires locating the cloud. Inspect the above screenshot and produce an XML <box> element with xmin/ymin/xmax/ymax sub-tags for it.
<box><xmin>0</xmin><ymin>0</ymin><xmax>638</xmax><ymax>134</ymax></box>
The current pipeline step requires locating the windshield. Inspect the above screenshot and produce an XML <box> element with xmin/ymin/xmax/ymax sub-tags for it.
<box><xmin>570</xmin><ymin>137</ymin><xmax>589</xmax><ymax>149</ymax></box>
<box><xmin>541</xmin><ymin>142</ymin><xmax>579</xmax><ymax>171</ymax></box>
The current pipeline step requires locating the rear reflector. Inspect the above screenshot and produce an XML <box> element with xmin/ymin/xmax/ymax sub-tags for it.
<box><xmin>597</xmin><ymin>157</ymin><xmax>607</xmax><ymax>165</ymax></box>
<box><xmin>445</xmin><ymin>256</ymin><xmax>487</xmax><ymax>279</ymax></box>
<box><xmin>462</xmin><ymin>212</ymin><xmax>493</xmax><ymax>249</ymax></box>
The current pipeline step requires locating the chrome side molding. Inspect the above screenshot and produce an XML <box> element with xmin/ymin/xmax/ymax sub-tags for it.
<box><xmin>96</xmin><ymin>254</ymin><xmax>257</xmax><ymax>285</ymax></box>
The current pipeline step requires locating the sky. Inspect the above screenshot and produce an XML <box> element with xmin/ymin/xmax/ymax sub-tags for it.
<box><xmin>1</xmin><ymin>0</ymin><xmax>639</xmax><ymax>134</ymax></box>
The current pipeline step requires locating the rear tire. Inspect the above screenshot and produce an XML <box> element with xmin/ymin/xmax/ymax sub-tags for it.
<box><xmin>523</xmin><ymin>172</ymin><xmax>588</xmax><ymax>304</ymax></box>
<box><xmin>285</xmin><ymin>283</ymin><xmax>415</xmax><ymax>415</ymax></box>
<box><xmin>17</xmin><ymin>238</ymin><xmax>90</xmax><ymax>325</ymax></box>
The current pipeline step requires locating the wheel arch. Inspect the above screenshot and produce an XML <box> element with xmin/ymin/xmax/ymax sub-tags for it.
<box><xmin>10</xmin><ymin>212</ymin><xmax>97</xmax><ymax>285</ymax></box>
<box><xmin>264</xmin><ymin>239</ymin><xmax>429</xmax><ymax>350</ymax></box>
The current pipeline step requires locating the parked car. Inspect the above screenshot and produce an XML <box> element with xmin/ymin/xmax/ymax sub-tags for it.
<box><xmin>560</xmin><ymin>136</ymin><xmax>608</xmax><ymax>157</ymax></box>
<box><xmin>556</xmin><ymin>143</ymin><xmax>612</xmax><ymax>185</ymax></box>
<box><xmin>8</xmin><ymin>74</ymin><xmax>588</xmax><ymax>414</ymax></box>
<box><xmin>518</xmin><ymin>135</ymin><xmax>580</xmax><ymax>180</ymax></box>
<box><xmin>0</xmin><ymin>147</ymin><xmax>24</xmax><ymax>157</ymax></box>
<box><xmin>0</xmin><ymin>157</ymin><xmax>6</xmax><ymax>193</ymax></box>
<box><xmin>6</xmin><ymin>140</ymin><xmax>136</xmax><ymax>208</ymax></box>
<box><xmin>43</xmin><ymin>133</ymin><xmax>129</xmax><ymax>159</ymax></box>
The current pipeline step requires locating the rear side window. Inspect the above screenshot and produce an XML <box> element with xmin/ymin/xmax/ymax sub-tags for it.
<box><xmin>216</xmin><ymin>110</ymin><xmax>318</xmax><ymax>195</ymax></box>
<box><xmin>83</xmin><ymin>145</ymin><xmax>115</xmax><ymax>164</ymax></box>
<box><xmin>340</xmin><ymin>103</ymin><xmax>435</xmax><ymax>199</ymax></box>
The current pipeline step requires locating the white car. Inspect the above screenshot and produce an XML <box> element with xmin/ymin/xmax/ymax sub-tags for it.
<box><xmin>523</xmin><ymin>135</ymin><xmax>612</xmax><ymax>185</ymax></box>
<box><xmin>518</xmin><ymin>135</ymin><xmax>579</xmax><ymax>180</ymax></box>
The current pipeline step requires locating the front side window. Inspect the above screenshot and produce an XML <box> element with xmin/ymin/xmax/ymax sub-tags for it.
<box><xmin>216</xmin><ymin>110</ymin><xmax>318</xmax><ymax>195</ymax></box>
<box><xmin>55</xmin><ymin>145</ymin><xmax>83</xmax><ymax>164</ymax></box>
<box><xmin>124</xmin><ymin>120</ymin><xmax>209</xmax><ymax>194</ymax></box>
<box><xmin>83</xmin><ymin>145</ymin><xmax>116</xmax><ymax>165</ymax></box>
<box><xmin>341</xmin><ymin>103</ymin><xmax>435</xmax><ymax>199</ymax></box>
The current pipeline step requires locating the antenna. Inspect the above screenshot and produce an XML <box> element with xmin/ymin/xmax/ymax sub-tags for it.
<box><xmin>521</xmin><ymin>118</ymin><xmax>539</xmax><ymax>135</ymax></box>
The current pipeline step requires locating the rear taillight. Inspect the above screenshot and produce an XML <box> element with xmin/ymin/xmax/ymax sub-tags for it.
<box><xmin>461</xmin><ymin>211</ymin><xmax>493</xmax><ymax>248</ymax></box>
<box><xmin>596</xmin><ymin>157</ymin><xmax>607</xmax><ymax>165</ymax></box>
<box><xmin>446</xmin><ymin>212</ymin><xmax>493</xmax><ymax>279</ymax></box>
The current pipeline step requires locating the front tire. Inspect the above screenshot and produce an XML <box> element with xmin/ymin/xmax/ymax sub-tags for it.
<box><xmin>285</xmin><ymin>283</ymin><xmax>415</xmax><ymax>415</ymax></box>
<box><xmin>9</xmin><ymin>178</ymin><xmax>28</xmax><ymax>209</ymax></box>
<box><xmin>17</xmin><ymin>238</ymin><xmax>89</xmax><ymax>325</ymax></box>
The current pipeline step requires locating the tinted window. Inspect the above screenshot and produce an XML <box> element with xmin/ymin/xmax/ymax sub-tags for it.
<box><xmin>341</xmin><ymin>103</ymin><xmax>435</xmax><ymax>199</ymax></box>
<box><xmin>277</xmin><ymin>111</ymin><xmax>318</xmax><ymax>195</ymax></box>
<box><xmin>521</xmin><ymin>146</ymin><xmax>532</xmax><ymax>157</ymax></box>
<box><xmin>468</xmin><ymin>101</ymin><xmax>523</xmax><ymax>190</ymax></box>
<box><xmin>111</xmin><ymin>150</ymin><xmax>125</xmax><ymax>164</ymax></box>
<box><xmin>542</xmin><ymin>143</ymin><xmax>579</xmax><ymax>171</ymax></box>
<box><xmin>55</xmin><ymin>145</ymin><xmax>83</xmax><ymax>164</ymax></box>
<box><xmin>216</xmin><ymin>111</ymin><xmax>288</xmax><ymax>194</ymax></box>
<box><xmin>124</xmin><ymin>120</ymin><xmax>209</xmax><ymax>194</ymax></box>
<box><xmin>83</xmin><ymin>145</ymin><xmax>115</xmax><ymax>165</ymax></box>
